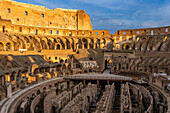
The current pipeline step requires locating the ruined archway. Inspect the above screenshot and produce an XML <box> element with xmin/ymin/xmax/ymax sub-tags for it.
<box><xmin>6</xmin><ymin>42</ymin><xmax>11</xmax><ymax>51</ymax></box>
<box><xmin>66</xmin><ymin>39</ymin><xmax>71</xmax><ymax>49</ymax></box>
<box><xmin>76</xmin><ymin>39</ymin><xmax>82</xmax><ymax>49</ymax></box>
<box><xmin>41</xmin><ymin>40</ymin><xmax>47</xmax><ymax>49</ymax></box>
<box><xmin>56</xmin><ymin>44</ymin><xmax>60</xmax><ymax>50</ymax></box>
<box><xmin>89</xmin><ymin>39</ymin><xmax>94</xmax><ymax>49</ymax></box>
<box><xmin>48</xmin><ymin>39</ymin><xmax>55</xmax><ymax>50</ymax></box>
<box><xmin>82</xmin><ymin>38</ymin><xmax>88</xmax><ymax>49</ymax></box>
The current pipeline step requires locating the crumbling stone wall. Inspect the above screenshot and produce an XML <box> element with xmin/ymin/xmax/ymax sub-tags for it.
<box><xmin>49</xmin><ymin>82</ymin><xmax>83</xmax><ymax>113</ymax></box>
<box><xmin>61</xmin><ymin>83</ymin><xmax>97</xmax><ymax>113</ymax></box>
<box><xmin>120</xmin><ymin>83</ymin><xmax>132</xmax><ymax>113</ymax></box>
<box><xmin>95</xmin><ymin>83</ymin><xmax>115</xmax><ymax>113</ymax></box>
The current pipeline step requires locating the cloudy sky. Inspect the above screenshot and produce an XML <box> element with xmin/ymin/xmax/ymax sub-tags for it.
<box><xmin>15</xmin><ymin>0</ymin><xmax>170</xmax><ymax>34</ymax></box>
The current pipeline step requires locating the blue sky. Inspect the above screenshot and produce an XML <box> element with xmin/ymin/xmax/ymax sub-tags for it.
<box><xmin>15</xmin><ymin>0</ymin><xmax>170</xmax><ymax>34</ymax></box>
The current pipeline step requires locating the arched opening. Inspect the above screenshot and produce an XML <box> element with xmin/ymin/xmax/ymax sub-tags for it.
<box><xmin>87</xmin><ymin>96</ymin><xmax>90</xmax><ymax>103</ymax></box>
<box><xmin>35</xmin><ymin>29</ymin><xmax>38</xmax><ymax>35</ymax></box>
<box><xmin>34</xmin><ymin>68</ymin><xmax>39</xmax><ymax>74</ymax></box>
<box><xmin>43</xmin><ymin>87</ymin><xmax>46</xmax><ymax>92</ymax></box>
<box><xmin>37</xmin><ymin>90</ymin><xmax>41</xmax><ymax>95</ymax></box>
<box><xmin>0</xmin><ymin>42</ymin><xmax>4</xmax><ymax>51</ymax></box>
<box><xmin>7</xmin><ymin>8</ymin><xmax>11</xmax><ymax>13</ymax></box>
<box><xmin>82</xmin><ymin>38</ymin><xmax>88</xmax><ymax>49</ymax></box>
<box><xmin>48</xmin><ymin>39</ymin><xmax>54</xmax><ymax>50</ymax></box>
<box><xmin>41</xmin><ymin>14</ymin><xmax>44</xmax><ymax>18</ymax></box>
<box><xmin>45</xmin><ymin>67</ymin><xmax>50</xmax><ymax>72</ymax></box>
<box><xmin>76</xmin><ymin>39</ymin><xmax>82</xmax><ymax>49</ymax></box>
<box><xmin>114</xmin><ymin>67</ymin><xmax>117</xmax><ymax>71</ymax></box>
<box><xmin>31</xmin><ymin>37</ymin><xmax>41</xmax><ymax>51</ymax></box>
<box><xmin>40</xmin><ymin>68</ymin><xmax>44</xmax><ymax>73</ymax></box>
<box><xmin>41</xmin><ymin>40</ymin><xmax>47</xmax><ymax>49</ymax></box>
<box><xmin>89</xmin><ymin>39</ymin><xmax>94</xmax><ymax>49</ymax></box>
<box><xmin>25</xmin><ymin>11</ymin><xmax>28</xmax><ymax>16</ymax></box>
<box><xmin>52</xmin><ymin>106</ymin><xmax>56</xmax><ymax>113</ymax></box>
<box><xmin>95</xmin><ymin>39</ymin><xmax>100</xmax><ymax>49</ymax></box>
<box><xmin>6</xmin><ymin>43</ymin><xmax>11</xmax><ymax>51</ymax></box>
<box><xmin>125</xmin><ymin>45</ymin><xmax>130</xmax><ymax>50</ymax></box>
<box><xmin>49</xmin><ymin>85</ymin><xmax>52</xmax><ymax>89</ymax></box>
<box><xmin>66</xmin><ymin>39</ymin><xmax>71</xmax><ymax>49</ymax></box>
<box><xmin>56</xmin><ymin>44</ymin><xmax>60</xmax><ymax>50</ymax></box>
<box><xmin>60</xmin><ymin>59</ymin><xmax>64</xmax><ymax>63</ymax></box>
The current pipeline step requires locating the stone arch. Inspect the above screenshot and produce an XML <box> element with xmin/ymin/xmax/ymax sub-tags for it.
<box><xmin>82</xmin><ymin>38</ymin><xmax>88</xmax><ymax>49</ymax></box>
<box><xmin>13</xmin><ymin>35</ymin><xmax>24</xmax><ymax>49</ymax></box>
<box><xmin>43</xmin><ymin>87</ymin><xmax>46</xmax><ymax>92</ymax></box>
<box><xmin>30</xmin><ymin>36</ymin><xmax>41</xmax><ymax>51</ymax></box>
<box><xmin>6</xmin><ymin>42</ymin><xmax>11</xmax><ymax>51</ymax></box>
<box><xmin>60</xmin><ymin>59</ymin><xmax>64</xmax><ymax>63</ymax></box>
<box><xmin>125</xmin><ymin>45</ymin><xmax>130</xmax><ymax>50</ymax></box>
<box><xmin>48</xmin><ymin>39</ymin><xmax>55</xmax><ymax>50</ymax></box>
<box><xmin>37</xmin><ymin>90</ymin><xmax>41</xmax><ymax>95</ymax></box>
<box><xmin>40</xmin><ymin>67</ymin><xmax>45</xmax><ymax>73</ymax></box>
<box><xmin>22</xmin><ymin>36</ymin><xmax>33</xmax><ymax>50</ymax></box>
<box><xmin>0</xmin><ymin>42</ymin><xmax>4</xmax><ymax>51</ymax></box>
<box><xmin>89</xmin><ymin>39</ymin><xmax>94</xmax><ymax>49</ymax></box>
<box><xmin>45</xmin><ymin>67</ymin><xmax>50</xmax><ymax>72</ymax></box>
<box><xmin>66</xmin><ymin>38</ymin><xmax>71</xmax><ymax>49</ymax></box>
<box><xmin>49</xmin><ymin>85</ymin><xmax>52</xmax><ymax>89</ymax></box>
<box><xmin>122</xmin><ymin>43</ymin><xmax>131</xmax><ymax>50</ymax></box>
<box><xmin>76</xmin><ymin>39</ymin><xmax>82</xmax><ymax>49</ymax></box>
<box><xmin>35</xmin><ymin>36</ymin><xmax>42</xmax><ymax>49</ymax></box>
<box><xmin>34</xmin><ymin>68</ymin><xmax>39</xmax><ymax>74</ymax></box>
<box><xmin>55</xmin><ymin>37</ymin><xmax>65</xmax><ymax>49</ymax></box>
<box><xmin>41</xmin><ymin>40</ymin><xmax>47</xmax><ymax>49</ymax></box>
<box><xmin>14</xmin><ymin>42</ymin><xmax>19</xmax><ymax>51</ymax></box>
<box><xmin>95</xmin><ymin>39</ymin><xmax>100</xmax><ymax>49</ymax></box>
<box><xmin>56</xmin><ymin>44</ymin><xmax>61</xmax><ymax>50</ymax></box>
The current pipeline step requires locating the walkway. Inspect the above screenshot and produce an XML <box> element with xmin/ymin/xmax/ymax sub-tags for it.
<box><xmin>64</xmin><ymin>69</ymin><xmax>133</xmax><ymax>81</ymax></box>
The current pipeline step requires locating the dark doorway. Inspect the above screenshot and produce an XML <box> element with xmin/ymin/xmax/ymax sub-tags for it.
<box><xmin>57</xmin><ymin>44</ymin><xmax>60</xmax><ymax>50</ymax></box>
<box><xmin>126</xmin><ymin>45</ymin><xmax>130</xmax><ymax>50</ymax></box>
<box><xmin>105</xmin><ymin>59</ymin><xmax>107</xmax><ymax>69</ymax></box>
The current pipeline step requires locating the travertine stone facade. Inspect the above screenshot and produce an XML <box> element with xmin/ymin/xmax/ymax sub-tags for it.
<box><xmin>0</xmin><ymin>0</ymin><xmax>92</xmax><ymax>30</ymax></box>
<box><xmin>0</xmin><ymin>0</ymin><xmax>169</xmax><ymax>113</ymax></box>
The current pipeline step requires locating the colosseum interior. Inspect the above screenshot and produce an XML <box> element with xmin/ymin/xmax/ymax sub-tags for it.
<box><xmin>0</xmin><ymin>0</ymin><xmax>169</xmax><ymax>113</ymax></box>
